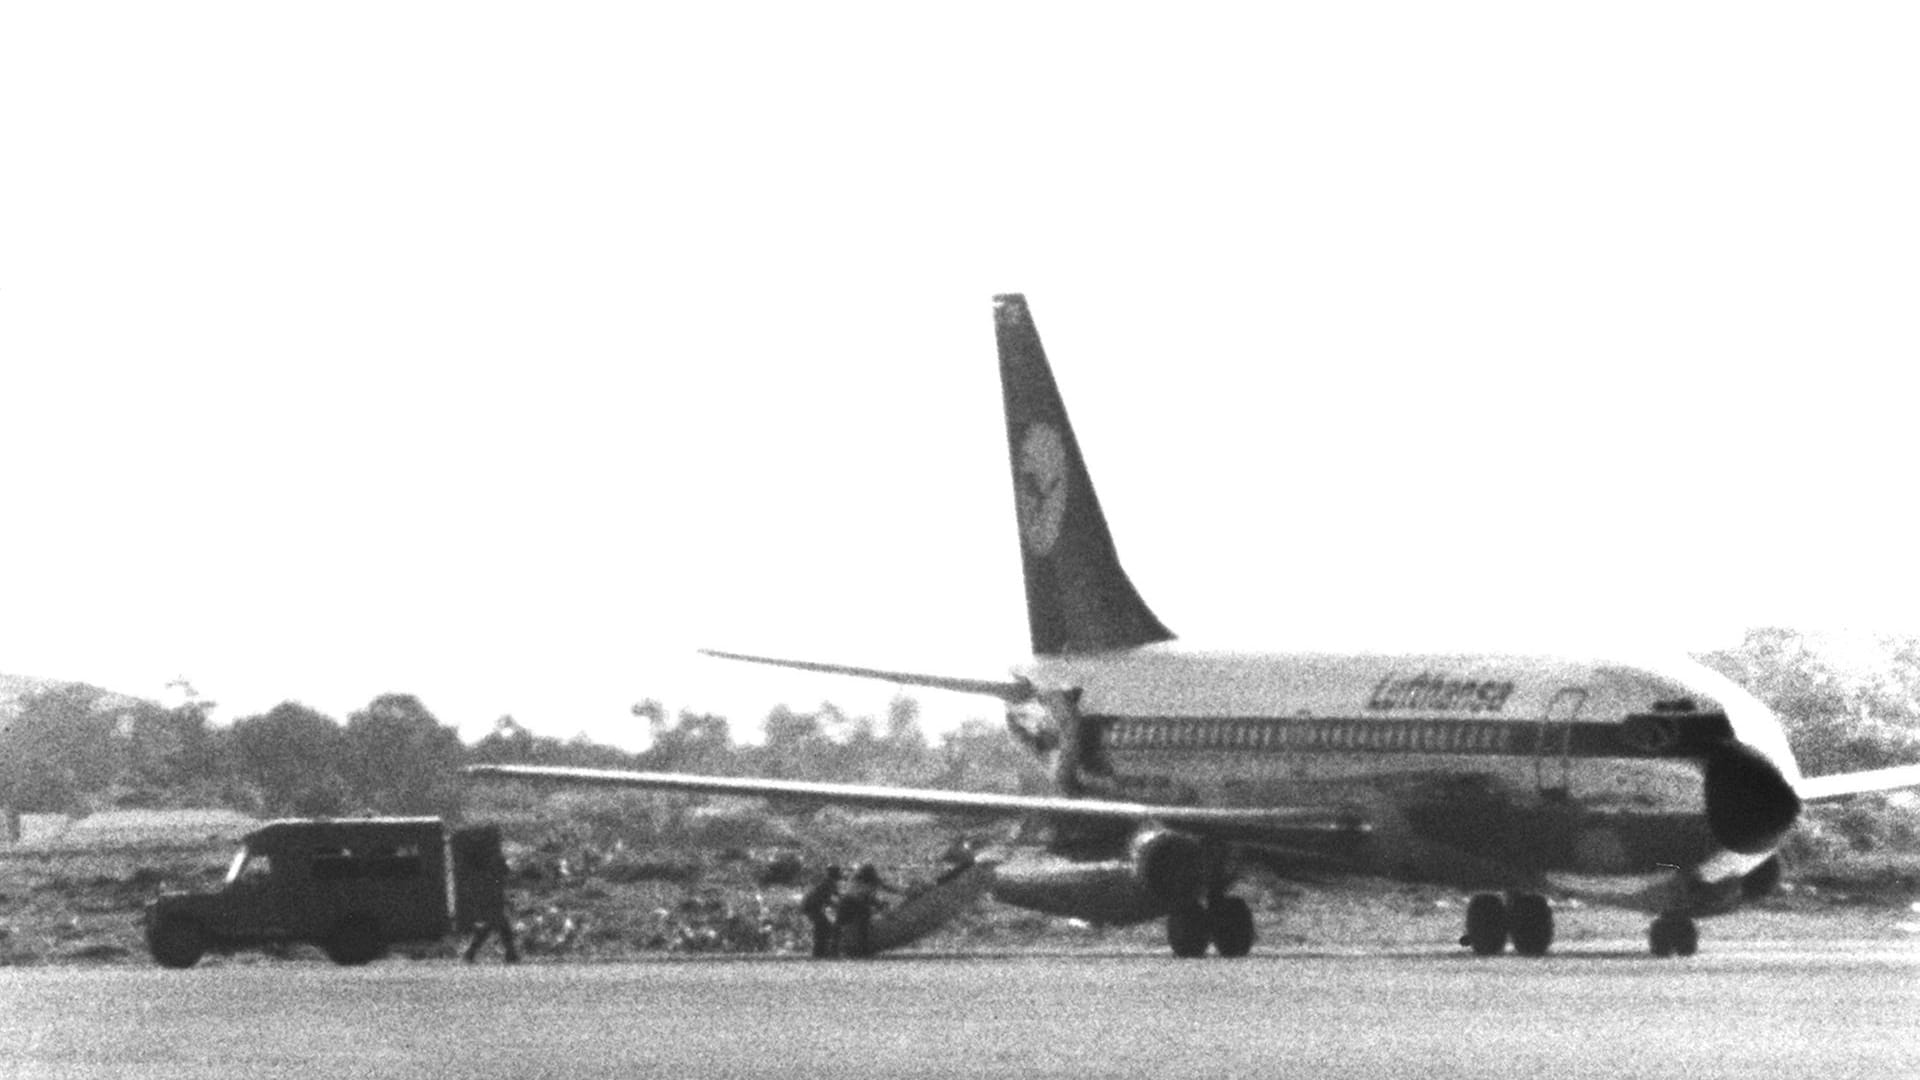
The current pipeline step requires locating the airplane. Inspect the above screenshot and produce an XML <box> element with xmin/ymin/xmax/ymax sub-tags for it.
<box><xmin>470</xmin><ymin>293</ymin><xmax>1920</xmax><ymax>959</ymax></box>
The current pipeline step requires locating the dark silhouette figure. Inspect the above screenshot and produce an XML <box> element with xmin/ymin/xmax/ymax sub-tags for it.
<box><xmin>799</xmin><ymin>865</ymin><xmax>843</xmax><ymax>958</ymax></box>
<box><xmin>455</xmin><ymin>826</ymin><xmax>519</xmax><ymax>964</ymax></box>
<box><xmin>835</xmin><ymin>863</ymin><xmax>899</xmax><ymax>959</ymax></box>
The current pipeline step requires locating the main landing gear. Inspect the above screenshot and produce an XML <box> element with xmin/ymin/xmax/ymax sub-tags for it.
<box><xmin>1166</xmin><ymin>892</ymin><xmax>1255</xmax><ymax>958</ymax></box>
<box><xmin>1459</xmin><ymin>895</ymin><xmax>1703</xmax><ymax>957</ymax></box>
<box><xmin>1458</xmin><ymin>892</ymin><xmax>1555</xmax><ymax>956</ymax></box>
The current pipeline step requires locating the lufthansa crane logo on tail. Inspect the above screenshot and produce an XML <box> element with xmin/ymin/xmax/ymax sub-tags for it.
<box><xmin>1016</xmin><ymin>423</ymin><xmax>1069</xmax><ymax>556</ymax></box>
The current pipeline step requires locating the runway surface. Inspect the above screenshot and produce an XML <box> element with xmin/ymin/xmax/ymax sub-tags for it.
<box><xmin>5</xmin><ymin>941</ymin><xmax>1917</xmax><ymax>1079</ymax></box>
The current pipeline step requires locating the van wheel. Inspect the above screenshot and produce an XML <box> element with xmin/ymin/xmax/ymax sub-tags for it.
<box><xmin>323</xmin><ymin>917</ymin><xmax>384</xmax><ymax>966</ymax></box>
<box><xmin>147</xmin><ymin>917</ymin><xmax>206</xmax><ymax>969</ymax></box>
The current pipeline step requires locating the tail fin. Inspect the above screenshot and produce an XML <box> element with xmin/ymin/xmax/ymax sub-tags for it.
<box><xmin>995</xmin><ymin>294</ymin><xmax>1174</xmax><ymax>656</ymax></box>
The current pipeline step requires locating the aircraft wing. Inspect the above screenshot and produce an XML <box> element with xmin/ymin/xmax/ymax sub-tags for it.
<box><xmin>1796</xmin><ymin>763</ymin><xmax>1920</xmax><ymax>801</ymax></box>
<box><xmin>464</xmin><ymin>764</ymin><xmax>1367</xmax><ymax>843</ymax></box>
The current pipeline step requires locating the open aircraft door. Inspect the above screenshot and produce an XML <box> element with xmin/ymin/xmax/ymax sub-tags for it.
<box><xmin>1536</xmin><ymin>688</ymin><xmax>1588</xmax><ymax>796</ymax></box>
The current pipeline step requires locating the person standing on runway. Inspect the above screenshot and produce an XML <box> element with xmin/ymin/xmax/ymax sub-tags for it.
<box><xmin>800</xmin><ymin>865</ymin><xmax>843</xmax><ymax>958</ymax></box>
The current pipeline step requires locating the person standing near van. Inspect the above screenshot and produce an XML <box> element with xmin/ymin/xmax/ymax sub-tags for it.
<box><xmin>455</xmin><ymin>825</ymin><xmax>520</xmax><ymax>964</ymax></box>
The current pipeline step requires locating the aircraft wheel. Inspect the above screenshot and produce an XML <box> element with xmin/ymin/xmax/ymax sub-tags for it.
<box><xmin>1648</xmin><ymin>914</ymin><xmax>1698</xmax><ymax>958</ymax></box>
<box><xmin>323</xmin><ymin>916</ymin><xmax>385</xmax><ymax>966</ymax></box>
<box><xmin>1508</xmin><ymin>893</ymin><xmax>1554</xmax><ymax>957</ymax></box>
<box><xmin>1208</xmin><ymin>897</ymin><xmax>1255</xmax><ymax>958</ymax></box>
<box><xmin>1460</xmin><ymin>893</ymin><xmax>1508</xmax><ymax>955</ymax></box>
<box><xmin>1167</xmin><ymin>900</ymin><xmax>1210</xmax><ymax>958</ymax></box>
<box><xmin>1675</xmin><ymin>919</ymin><xmax>1699</xmax><ymax>957</ymax></box>
<box><xmin>146</xmin><ymin>917</ymin><xmax>206</xmax><ymax>969</ymax></box>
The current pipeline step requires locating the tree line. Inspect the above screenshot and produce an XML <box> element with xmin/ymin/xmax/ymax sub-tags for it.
<box><xmin>3</xmin><ymin>628</ymin><xmax>1918</xmax><ymax>822</ymax></box>
<box><xmin>1697</xmin><ymin>628</ymin><xmax>1920</xmax><ymax>777</ymax></box>
<box><xmin>0</xmin><ymin>684</ymin><xmax>1037</xmax><ymax>821</ymax></box>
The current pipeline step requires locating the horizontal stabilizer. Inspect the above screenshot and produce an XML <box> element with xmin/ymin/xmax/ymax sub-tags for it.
<box><xmin>1796</xmin><ymin>762</ymin><xmax>1920</xmax><ymax>801</ymax></box>
<box><xmin>465</xmin><ymin>764</ymin><xmax>1367</xmax><ymax>841</ymax></box>
<box><xmin>699</xmin><ymin>649</ymin><xmax>1032</xmax><ymax>702</ymax></box>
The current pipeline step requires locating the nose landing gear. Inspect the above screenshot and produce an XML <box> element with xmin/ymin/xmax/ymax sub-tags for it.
<box><xmin>1647</xmin><ymin>913</ymin><xmax>1699</xmax><ymax>957</ymax></box>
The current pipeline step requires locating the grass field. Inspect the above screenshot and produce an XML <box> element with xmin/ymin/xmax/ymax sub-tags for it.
<box><xmin>5</xmin><ymin>813</ymin><xmax>1918</xmax><ymax>968</ymax></box>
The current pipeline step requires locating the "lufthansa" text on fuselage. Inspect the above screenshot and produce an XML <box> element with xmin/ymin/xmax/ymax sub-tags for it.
<box><xmin>1366</xmin><ymin>672</ymin><xmax>1516</xmax><ymax>713</ymax></box>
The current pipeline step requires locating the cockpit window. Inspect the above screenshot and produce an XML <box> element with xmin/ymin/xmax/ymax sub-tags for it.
<box><xmin>224</xmin><ymin>847</ymin><xmax>272</xmax><ymax>886</ymax></box>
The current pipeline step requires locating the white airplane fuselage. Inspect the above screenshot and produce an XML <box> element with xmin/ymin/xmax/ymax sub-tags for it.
<box><xmin>1010</xmin><ymin>643</ymin><xmax>1798</xmax><ymax>913</ymax></box>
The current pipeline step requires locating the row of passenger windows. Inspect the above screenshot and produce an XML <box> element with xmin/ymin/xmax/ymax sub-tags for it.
<box><xmin>1101</xmin><ymin>717</ymin><xmax>1517</xmax><ymax>755</ymax></box>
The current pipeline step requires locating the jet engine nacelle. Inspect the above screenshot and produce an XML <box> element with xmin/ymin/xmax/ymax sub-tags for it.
<box><xmin>1130</xmin><ymin>828</ymin><xmax>1206</xmax><ymax>903</ymax></box>
<box><xmin>1703</xmin><ymin>740</ymin><xmax>1802</xmax><ymax>855</ymax></box>
<box><xmin>987</xmin><ymin>828</ymin><xmax>1209</xmax><ymax>925</ymax></box>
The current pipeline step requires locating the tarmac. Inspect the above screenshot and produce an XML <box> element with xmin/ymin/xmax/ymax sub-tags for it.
<box><xmin>5</xmin><ymin>940</ymin><xmax>1917</xmax><ymax>1079</ymax></box>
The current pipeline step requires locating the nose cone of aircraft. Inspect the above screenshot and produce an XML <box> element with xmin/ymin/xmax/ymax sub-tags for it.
<box><xmin>1703</xmin><ymin>738</ymin><xmax>1803</xmax><ymax>855</ymax></box>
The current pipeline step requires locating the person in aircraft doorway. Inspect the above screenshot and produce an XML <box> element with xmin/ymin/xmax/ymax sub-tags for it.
<box><xmin>835</xmin><ymin>863</ymin><xmax>900</xmax><ymax>959</ymax></box>
<box><xmin>800</xmin><ymin>865</ymin><xmax>843</xmax><ymax>958</ymax></box>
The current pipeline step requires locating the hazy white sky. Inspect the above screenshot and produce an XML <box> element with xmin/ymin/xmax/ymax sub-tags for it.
<box><xmin>4</xmin><ymin>5</ymin><xmax>1917</xmax><ymax>749</ymax></box>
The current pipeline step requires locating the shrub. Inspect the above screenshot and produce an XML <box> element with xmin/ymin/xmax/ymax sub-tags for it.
<box><xmin>757</xmin><ymin>852</ymin><xmax>808</xmax><ymax>887</ymax></box>
<box><xmin>683</xmin><ymin>807</ymin><xmax>798</xmax><ymax>850</ymax></box>
<box><xmin>597</xmin><ymin>856</ymin><xmax>702</xmax><ymax>885</ymax></box>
